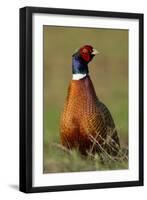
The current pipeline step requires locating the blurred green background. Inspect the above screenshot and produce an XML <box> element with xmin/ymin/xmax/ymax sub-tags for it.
<box><xmin>43</xmin><ymin>26</ymin><xmax>128</xmax><ymax>173</ymax></box>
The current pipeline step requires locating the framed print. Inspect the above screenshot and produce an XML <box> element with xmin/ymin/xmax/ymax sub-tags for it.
<box><xmin>19</xmin><ymin>7</ymin><xmax>144</xmax><ymax>193</ymax></box>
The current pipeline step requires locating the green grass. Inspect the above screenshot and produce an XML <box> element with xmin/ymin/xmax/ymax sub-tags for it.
<box><xmin>43</xmin><ymin>26</ymin><xmax>128</xmax><ymax>173</ymax></box>
<box><xmin>44</xmin><ymin>143</ymin><xmax>128</xmax><ymax>173</ymax></box>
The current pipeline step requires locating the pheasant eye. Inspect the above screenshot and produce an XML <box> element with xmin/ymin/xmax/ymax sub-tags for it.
<box><xmin>82</xmin><ymin>48</ymin><xmax>88</xmax><ymax>54</ymax></box>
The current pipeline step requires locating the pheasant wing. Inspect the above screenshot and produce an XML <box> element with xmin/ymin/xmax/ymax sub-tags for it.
<box><xmin>96</xmin><ymin>100</ymin><xmax>120</xmax><ymax>155</ymax></box>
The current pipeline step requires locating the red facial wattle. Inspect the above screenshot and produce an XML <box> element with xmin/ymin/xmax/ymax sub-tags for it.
<box><xmin>79</xmin><ymin>45</ymin><xmax>94</xmax><ymax>62</ymax></box>
<box><xmin>81</xmin><ymin>53</ymin><xmax>91</xmax><ymax>62</ymax></box>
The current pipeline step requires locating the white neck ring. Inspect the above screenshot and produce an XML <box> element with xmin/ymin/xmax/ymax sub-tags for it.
<box><xmin>72</xmin><ymin>73</ymin><xmax>87</xmax><ymax>80</ymax></box>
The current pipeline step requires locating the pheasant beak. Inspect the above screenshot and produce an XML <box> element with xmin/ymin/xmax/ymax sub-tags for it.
<box><xmin>91</xmin><ymin>49</ymin><xmax>99</xmax><ymax>55</ymax></box>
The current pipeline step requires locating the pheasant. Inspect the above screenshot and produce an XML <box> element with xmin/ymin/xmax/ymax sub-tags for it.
<box><xmin>60</xmin><ymin>45</ymin><xmax>120</xmax><ymax>156</ymax></box>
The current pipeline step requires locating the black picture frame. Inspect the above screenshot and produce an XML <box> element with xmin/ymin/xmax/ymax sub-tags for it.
<box><xmin>19</xmin><ymin>6</ymin><xmax>144</xmax><ymax>193</ymax></box>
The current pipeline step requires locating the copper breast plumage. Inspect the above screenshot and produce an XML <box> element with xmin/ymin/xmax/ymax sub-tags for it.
<box><xmin>60</xmin><ymin>76</ymin><xmax>120</xmax><ymax>155</ymax></box>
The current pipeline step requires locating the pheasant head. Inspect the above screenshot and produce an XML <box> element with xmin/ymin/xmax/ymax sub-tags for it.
<box><xmin>72</xmin><ymin>45</ymin><xmax>99</xmax><ymax>79</ymax></box>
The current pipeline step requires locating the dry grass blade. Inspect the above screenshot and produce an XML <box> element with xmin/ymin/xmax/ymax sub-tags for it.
<box><xmin>98</xmin><ymin>134</ymin><xmax>119</xmax><ymax>154</ymax></box>
<box><xmin>51</xmin><ymin>143</ymin><xmax>72</xmax><ymax>155</ymax></box>
<box><xmin>88</xmin><ymin>134</ymin><xmax>117</xmax><ymax>162</ymax></box>
<box><xmin>88</xmin><ymin>133</ymin><xmax>128</xmax><ymax>164</ymax></box>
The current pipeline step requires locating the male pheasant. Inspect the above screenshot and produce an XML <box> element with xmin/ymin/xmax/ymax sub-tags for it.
<box><xmin>60</xmin><ymin>45</ymin><xmax>120</xmax><ymax>156</ymax></box>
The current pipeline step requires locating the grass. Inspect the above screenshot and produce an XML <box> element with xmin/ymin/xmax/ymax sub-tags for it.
<box><xmin>43</xmin><ymin>142</ymin><xmax>128</xmax><ymax>173</ymax></box>
<box><xmin>43</xmin><ymin>26</ymin><xmax>128</xmax><ymax>173</ymax></box>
